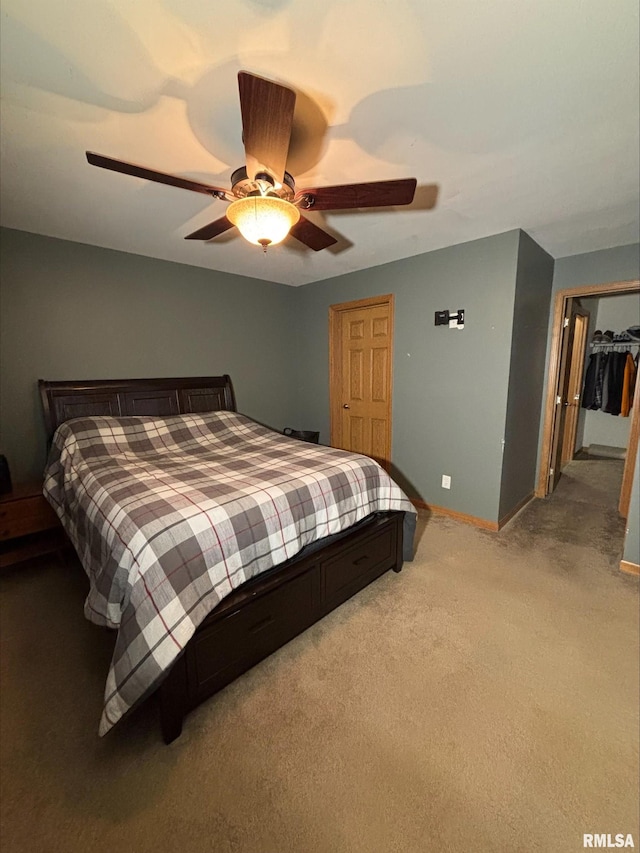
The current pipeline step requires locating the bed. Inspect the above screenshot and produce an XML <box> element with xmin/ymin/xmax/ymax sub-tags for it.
<box><xmin>39</xmin><ymin>375</ymin><xmax>416</xmax><ymax>743</ymax></box>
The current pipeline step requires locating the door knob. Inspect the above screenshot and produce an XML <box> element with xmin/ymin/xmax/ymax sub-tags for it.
<box><xmin>343</xmin><ymin>404</ymin><xmax>350</xmax><ymax>409</ymax></box>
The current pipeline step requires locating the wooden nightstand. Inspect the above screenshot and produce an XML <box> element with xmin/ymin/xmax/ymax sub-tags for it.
<box><xmin>0</xmin><ymin>483</ymin><xmax>65</xmax><ymax>568</ymax></box>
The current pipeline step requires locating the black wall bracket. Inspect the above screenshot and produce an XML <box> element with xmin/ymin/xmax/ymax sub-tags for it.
<box><xmin>435</xmin><ymin>309</ymin><xmax>465</xmax><ymax>326</ymax></box>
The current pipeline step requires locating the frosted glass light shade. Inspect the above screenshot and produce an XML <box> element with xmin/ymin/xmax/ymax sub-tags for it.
<box><xmin>226</xmin><ymin>196</ymin><xmax>300</xmax><ymax>247</ymax></box>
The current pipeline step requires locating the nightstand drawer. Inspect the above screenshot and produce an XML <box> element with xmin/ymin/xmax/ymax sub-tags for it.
<box><xmin>0</xmin><ymin>495</ymin><xmax>60</xmax><ymax>540</ymax></box>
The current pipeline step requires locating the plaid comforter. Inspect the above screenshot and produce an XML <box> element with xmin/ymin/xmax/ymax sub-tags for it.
<box><xmin>44</xmin><ymin>410</ymin><xmax>415</xmax><ymax>735</ymax></box>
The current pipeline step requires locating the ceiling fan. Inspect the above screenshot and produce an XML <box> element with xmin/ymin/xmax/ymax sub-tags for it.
<box><xmin>86</xmin><ymin>71</ymin><xmax>417</xmax><ymax>252</ymax></box>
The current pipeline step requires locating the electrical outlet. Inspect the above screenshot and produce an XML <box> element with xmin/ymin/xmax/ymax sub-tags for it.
<box><xmin>441</xmin><ymin>474</ymin><xmax>451</xmax><ymax>489</ymax></box>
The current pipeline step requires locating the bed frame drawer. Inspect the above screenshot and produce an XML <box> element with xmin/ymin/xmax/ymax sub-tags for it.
<box><xmin>187</xmin><ymin>568</ymin><xmax>315</xmax><ymax>701</ymax></box>
<box><xmin>160</xmin><ymin>513</ymin><xmax>405</xmax><ymax>742</ymax></box>
<box><xmin>319</xmin><ymin>521</ymin><xmax>398</xmax><ymax>613</ymax></box>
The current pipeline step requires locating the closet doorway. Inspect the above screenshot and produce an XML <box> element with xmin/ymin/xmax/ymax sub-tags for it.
<box><xmin>538</xmin><ymin>279</ymin><xmax>640</xmax><ymax>518</ymax></box>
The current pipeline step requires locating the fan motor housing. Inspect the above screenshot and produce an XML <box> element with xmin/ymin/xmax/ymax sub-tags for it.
<box><xmin>230</xmin><ymin>166</ymin><xmax>296</xmax><ymax>201</ymax></box>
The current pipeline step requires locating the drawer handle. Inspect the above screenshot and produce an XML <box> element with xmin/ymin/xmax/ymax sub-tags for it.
<box><xmin>249</xmin><ymin>616</ymin><xmax>275</xmax><ymax>635</ymax></box>
<box><xmin>353</xmin><ymin>555</ymin><xmax>369</xmax><ymax>566</ymax></box>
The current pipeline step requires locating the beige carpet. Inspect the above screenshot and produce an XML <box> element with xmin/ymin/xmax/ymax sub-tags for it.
<box><xmin>1</xmin><ymin>458</ymin><xmax>638</xmax><ymax>853</ymax></box>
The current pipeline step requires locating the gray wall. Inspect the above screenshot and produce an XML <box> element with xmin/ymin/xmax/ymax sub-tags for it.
<box><xmin>552</xmin><ymin>244</ymin><xmax>640</xmax><ymax>293</ymax></box>
<box><xmin>3</xmin><ymin>225</ymin><xmax>636</xmax><ymax>556</ymax></box>
<box><xmin>499</xmin><ymin>231</ymin><xmax>554</xmax><ymax>519</ymax></box>
<box><xmin>293</xmin><ymin>229</ymin><xmax>522</xmax><ymax>522</ymax></box>
<box><xmin>545</xmin><ymin>243</ymin><xmax>640</xmax><ymax>567</ymax></box>
<box><xmin>0</xmin><ymin>228</ymin><xmax>297</xmax><ymax>481</ymax></box>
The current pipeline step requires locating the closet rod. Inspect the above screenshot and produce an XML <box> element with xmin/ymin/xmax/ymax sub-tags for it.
<box><xmin>589</xmin><ymin>342</ymin><xmax>639</xmax><ymax>349</ymax></box>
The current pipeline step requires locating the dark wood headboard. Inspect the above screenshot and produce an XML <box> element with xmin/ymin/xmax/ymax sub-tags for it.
<box><xmin>39</xmin><ymin>375</ymin><xmax>236</xmax><ymax>440</ymax></box>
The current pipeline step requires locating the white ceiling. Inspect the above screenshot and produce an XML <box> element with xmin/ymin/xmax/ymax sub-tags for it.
<box><xmin>1</xmin><ymin>0</ymin><xmax>638</xmax><ymax>286</ymax></box>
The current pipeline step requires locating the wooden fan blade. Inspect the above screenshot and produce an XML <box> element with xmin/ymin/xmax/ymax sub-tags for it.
<box><xmin>86</xmin><ymin>152</ymin><xmax>230</xmax><ymax>198</ymax></box>
<box><xmin>289</xmin><ymin>215</ymin><xmax>338</xmax><ymax>251</ymax></box>
<box><xmin>296</xmin><ymin>178</ymin><xmax>417</xmax><ymax>211</ymax></box>
<box><xmin>184</xmin><ymin>216</ymin><xmax>235</xmax><ymax>241</ymax></box>
<box><xmin>238</xmin><ymin>71</ymin><xmax>296</xmax><ymax>184</ymax></box>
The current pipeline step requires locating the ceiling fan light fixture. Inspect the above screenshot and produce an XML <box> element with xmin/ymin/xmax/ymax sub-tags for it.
<box><xmin>86</xmin><ymin>73</ymin><xmax>421</xmax><ymax>254</ymax></box>
<box><xmin>226</xmin><ymin>196</ymin><xmax>300</xmax><ymax>249</ymax></box>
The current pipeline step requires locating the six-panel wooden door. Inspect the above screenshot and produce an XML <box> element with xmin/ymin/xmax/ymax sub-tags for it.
<box><xmin>329</xmin><ymin>295</ymin><xmax>393</xmax><ymax>468</ymax></box>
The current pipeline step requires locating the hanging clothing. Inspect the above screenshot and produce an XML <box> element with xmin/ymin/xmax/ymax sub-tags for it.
<box><xmin>620</xmin><ymin>352</ymin><xmax>637</xmax><ymax>417</ymax></box>
<box><xmin>604</xmin><ymin>351</ymin><xmax>627</xmax><ymax>416</ymax></box>
<box><xmin>601</xmin><ymin>354</ymin><xmax>611</xmax><ymax>412</ymax></box>
<box><xmin>582</xmin><ymin>351</ymin><xmax>608</xmax><ymax>410</ymax></box>
<box><xmin>581</xmin><ymin>348</ymin><xmax>637</xmax><ymax>416</ymax></box>
<box><xmin>581</xmin><ymin>353</ymin><xmax>597</xmax><ymax>409</ymax></box>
